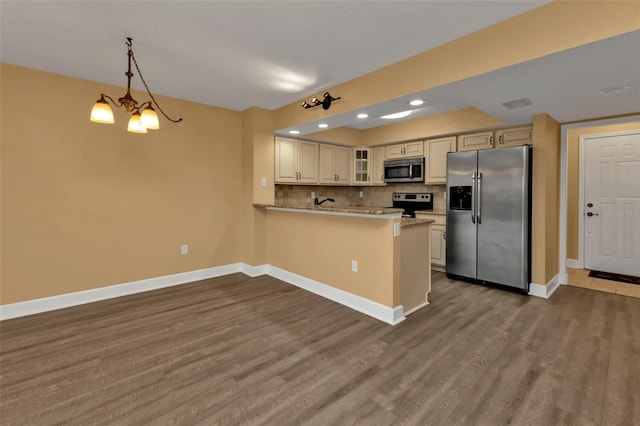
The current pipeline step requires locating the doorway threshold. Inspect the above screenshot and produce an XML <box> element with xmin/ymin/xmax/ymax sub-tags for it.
<box><xmin>567</xmin><ymin>268</ymin><xmax>640</xmax><ymax>299</ymax></box>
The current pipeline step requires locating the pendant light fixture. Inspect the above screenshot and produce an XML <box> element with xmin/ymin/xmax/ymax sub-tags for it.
<box><xmin>90</xmin><ymin>37</ymin><xmax>183</xmax><ymax>133</ymax></box>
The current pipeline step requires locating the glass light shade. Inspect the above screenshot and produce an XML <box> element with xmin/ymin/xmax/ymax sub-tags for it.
<box><xmin>90</xmin><ymin>101</ymin><xmax>115</xmax><ymax>124</ymax></box>
<box><xmin>127</xmin><ymin>113</ymin><xmax>147</xmax><ymax>133</ymax></box>
<box><xmin>140</xmin><ymin>107</ymin><xmax>159</xmax><ymax>129</ymax></box>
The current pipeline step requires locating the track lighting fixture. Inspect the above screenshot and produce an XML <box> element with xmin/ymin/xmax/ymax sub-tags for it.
<box><xmin>90</xmin><ymin>37</ymin><xmax>183</xmax><ymax>133</ymax></box>
<box><xmin>301</xmin><ymin>92</ymin><xmax>341</xmax><ymax>110</ymax></box>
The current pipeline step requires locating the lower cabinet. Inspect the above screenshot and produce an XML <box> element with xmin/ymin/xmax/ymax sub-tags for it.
<box><xmin>415</xmin><ymin>213</ymin><xmax>446</xmax><ymax>271</ymax></box>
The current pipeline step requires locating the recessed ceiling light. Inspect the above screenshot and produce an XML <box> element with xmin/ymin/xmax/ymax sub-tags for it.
<box><xmin>318</xmin><ymin>123</ymin><xmax>328</xmax><ymax>128</ymax></box>
<box><xmin>289</xmin><ymin>130</ymin><xmax>300</xmax><ymax>135</ymax></box>
<box><xmin>599</xmin><ymin>85</ymin><xmax>631</xmax><ymax>95</ymax></box>
<box><xmin>357</xmin><ymin>113</ymin><xmax>368</xmax><ymax>119</ymax></box>
<box><xmin>381</xmin><ymin>110</ymin><xmax>412</xmax><ymax>119</ymax></box>
<box><xmin>409</xmin><ymin>99</ymin><xmax>424</xmax><ymax>106</ymax></box>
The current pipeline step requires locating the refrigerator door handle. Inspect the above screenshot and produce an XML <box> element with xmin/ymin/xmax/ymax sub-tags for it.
<box><xmin>471</xmin><ymin>172</ymin><xmax>476</xmax><ymax>223</ymax></box>
<box><xmin>477</xmin><ymin>172</ymin><xmax>483</xmax><ymax>224</ymax></box>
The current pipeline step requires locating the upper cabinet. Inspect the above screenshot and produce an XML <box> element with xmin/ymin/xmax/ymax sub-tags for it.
<box><xmin>495</xmin><ymin>125</ymin><xmax>533</xmax><ymax>148</ymax></box>
<box><xmin>372</xmin><ymin>146</ymin><xmax>386</xmax><ymax>186</ymax></box>
<box><xmin>275</xmin><ymin>137</ymin><xmax>319</xmax><ymax>184</ymax></box>
<box><xmin>275</xmin><ymin>123</ymin><xmax>531</xmax><ymax>186</ymax></box>
<box><xmin>352</xmin><ymin>148</ymin><xmax>370</xmax><ymax>185</ymax></box>
<box><xmin>425</xmin><ymin>136</ymin><xmax>456</xmax><ymax>184</ymax></box>
<box><xmin>457</xmin><ymin>126</ymin><xmax>533</xmax><ymax>152</ymax></box>
<box><xmin>319</xmin><ymin>144</ymin><xmax>351</xmax><ymax>185</ymax></box>
<box><xmin>386</xmin><ymin>141</ymin><xmax>424</xmax><ymax>159</ymax></box>
<box><xmin>353</xmin><ymin>146</ymin><xmax>387</xmax><ymax>186</ymax></box>
<box><xmin>457</xmin><ymin>131</ymin><xmax>494</xmax><ymax>152</ymax></box>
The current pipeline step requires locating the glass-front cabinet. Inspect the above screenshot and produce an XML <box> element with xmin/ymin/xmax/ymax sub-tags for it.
<box><xmin>352</xmin><ymin>147</ymin><xmax>370</xmax><ymax>184</ymax></box>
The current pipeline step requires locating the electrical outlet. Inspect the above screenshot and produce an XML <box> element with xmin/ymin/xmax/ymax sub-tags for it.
<box><xmin>261</xmin><ymin>178</ymin><xmax>267</xmax><ymax>187</ymax></box>
<box><xmin>393</xmin><ymin>223</ymin><xmax>400</xmax><ymax>237</ymax></box>
<box><xmin>181</xmin><ymin>244</ymin><xmax>189</xmax><ymax>255</ymax></box>
<box><xmin>359</xmin><ymin>191</ymin><xmax>364</xmax><ymax>198</ymax></box>
<box><xmin>351</xmin><ymin>260</ymin><xmax>358</xmax><ymax>272</ymax></box>
<box><xmin>311</xmin><ymin>191</ymin><xmax>315</xmax><ymax>199</ymax></box>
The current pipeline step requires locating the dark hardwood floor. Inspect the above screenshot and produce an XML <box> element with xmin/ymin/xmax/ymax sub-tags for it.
<box><xmin>1</xmin><ymin>272</ymin><xmax>639</xmax><ymax>425</ymax></box>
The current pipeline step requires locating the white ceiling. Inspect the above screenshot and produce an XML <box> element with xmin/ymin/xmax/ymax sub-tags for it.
<box><xmin>2</xmin><ymin>1</ymin><xmax>638</xmax><ymax>138</ymax></box>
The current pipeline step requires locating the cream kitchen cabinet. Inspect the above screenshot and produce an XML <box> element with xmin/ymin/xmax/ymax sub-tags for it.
<box><xmin>319</xmin><ymin>144</ymin><xmax>351</xmax><ymax>185</ymax></box>
<box><xmin>495</xmin><ymin>125</ymin><xmax>533</xmax><ymax>148</ymax></box>
<box><xmin>425</xmin><ymin>136</ymin><xmax>456</xmax><ymax>184</ymax></box>
<box><xmin>386</xmin><ymin>141</ymin><xmax>424</xmax><ymax>159</ymax></box>
<box><xmin>415</xmin><ymin>212</ymin><xmax>446</xmax><ymax>271</ymax></box>
<box><xmin>352</xmin><ymin>147</ymin><xmax>371</xmax><ymax>184</ymax></box>
<box><xmin>457</xmin><ymin>131</ymin><xmax>494</xmax><ymax>152</ymax></box>
<box><xmin>372</xmin><ymin>146</ymin><xmax>386</xmax><ymax>185</ymax></box>
<box><xmin>275</xmin><ymin>137</ymin><xmax>319</xmax><ymax>184</ymax></box>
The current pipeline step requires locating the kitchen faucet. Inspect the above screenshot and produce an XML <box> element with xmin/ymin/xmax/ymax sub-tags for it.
<box><xmin>314</xmin><ymin>197</ymin><xmax>335</xmax><ymax>206</ymax></box>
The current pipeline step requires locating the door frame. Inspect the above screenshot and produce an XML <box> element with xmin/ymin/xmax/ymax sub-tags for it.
<box><xmin>578</xmin><ymin>129</ymin><xmax>640</xmax><ymax>270</ymax></box>
<box><xmin>559</xmin><ymin>115</ymin><xmax>640</xmax><ymax>286</ymax></box>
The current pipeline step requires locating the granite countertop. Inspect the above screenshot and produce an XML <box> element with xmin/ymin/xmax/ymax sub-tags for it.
<box><xmin>254</xmin><ymin>203</ymin><xmax>404</xmax><ymax>216</ymax></box>
<box><xmin>400</xmin><ymin>217</ymin><xmax>435</xmax><ymax>228</ymax></box>
<box><xmin>414</xmin><ymin>209</ymin><xmax>446</xmax><ymax>216</ymax></box>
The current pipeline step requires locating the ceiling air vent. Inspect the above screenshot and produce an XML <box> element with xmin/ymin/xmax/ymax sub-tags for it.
<box><xmin>501</xmin><ymin>98</ymin><xmax>533</xmax><ymax>109</ymax></box>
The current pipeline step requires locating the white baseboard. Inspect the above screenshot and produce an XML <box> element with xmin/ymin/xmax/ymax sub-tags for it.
<box><xmin>403</xmin><ymin>300</ymin><xmax>430</xmax><ymax>316</ymax></box>
<box><xmin>240</xmin><ymin>263</ymin><xmax>268</xmax><ymax>277</ymax></box>
<box><xmin>566</xmin><ymin>258</ymin><xmax>581</xmax><ymax>269</ymax></box>
<box><xmin>0</xmin><ymin>263</ymin><xmax>245</xmax><ymax>321</ymax></box>
<box><xmin>528</xmin><ymin>274</ymin><xmax>560</xmax><ymax>299</ymax></box>
<box><xmin>1</xmin><ymin>262</ymin><xmax>404</xmax><ymax>326</ymax></box>
<box><xmin>267</xmin><ymin>266</ymin><xmax>405</xmax><ymax>326</ymax></box>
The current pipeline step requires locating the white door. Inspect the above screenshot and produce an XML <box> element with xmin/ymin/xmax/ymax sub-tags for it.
<box><xmin>584</xmin><ymin>132</ymin><xmax>640</xmax><ymax>276</ymax></box>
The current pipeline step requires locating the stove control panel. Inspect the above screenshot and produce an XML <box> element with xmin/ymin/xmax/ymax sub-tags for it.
<box><xmin>392</xmin><ymin>193</ymin><xmax>432</xmax><ymax>202</ymax></box>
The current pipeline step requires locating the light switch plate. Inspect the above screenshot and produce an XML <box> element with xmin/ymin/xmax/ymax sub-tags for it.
<box><xmin>393</xmin><ymin>223</ymin><xmax>400</xmax><ymax>237</ymax></box>
<box><xmin>261</xmin><ymin>178</ymin><xmax>267</xmax><ymax>187</ymax></box>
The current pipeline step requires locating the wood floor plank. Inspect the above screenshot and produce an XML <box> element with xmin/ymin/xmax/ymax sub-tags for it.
<box><xmin>1</xmin><ymin>272</ymin><xmax>639</xmax><ymax>425</ymax></box>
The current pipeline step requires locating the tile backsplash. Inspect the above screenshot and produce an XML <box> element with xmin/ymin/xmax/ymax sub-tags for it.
<box><xmin>275</xmin><ymin>183</ymin><xmax>447</xmax><ymax>211</ymax></box>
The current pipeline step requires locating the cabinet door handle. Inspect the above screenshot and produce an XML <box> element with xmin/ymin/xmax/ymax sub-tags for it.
<box><xmin>443</xmin><ymin>231</ymin><xmax>446</xmax><ymax>240</ymax></box>
<box><xmin>489</xmin><ymin>136</ymin><xmax>494</xmax><ymax>146</ymax></box>
<box><xmin>499</xmin><ymin>135</ymin><xmax>503</xmax><ymax>145</ymax></box>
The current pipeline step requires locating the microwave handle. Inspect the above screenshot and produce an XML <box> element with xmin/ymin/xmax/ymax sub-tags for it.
<box><xmin>409</xmin><ymin>164</ymin><xmax>412</xmax><ymax>177</ymax></box>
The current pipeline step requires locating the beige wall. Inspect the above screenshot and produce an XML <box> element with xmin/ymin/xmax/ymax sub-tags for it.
<box><xmin>240</xmin><ymin>107</ymin><xmax>275</xmax><ymax>266</ymax></box>
<box><xmin>266</xmin><ymin>210</ymin><xmax>401</xmax><ymax>307</ymax></box>
<box><xmin>0</xmin><ymin>64</ymin><xmax>244</xmax><ymax>304</ymax></box>
<box><xmin>531</xmin><ymin>113</ymin><xmax>560</xmax><ymax>285</ymax></box>
<box><xmin>566</xmin><ymin>120</ymin><xmax>640</xmax><ymax>260</ymax></box>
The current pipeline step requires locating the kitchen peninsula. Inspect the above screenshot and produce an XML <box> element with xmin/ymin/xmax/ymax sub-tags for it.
<box><xmin>256</xmin><ymin>204</ymin><xmax>433</xmax><ymax>324</ymax></box>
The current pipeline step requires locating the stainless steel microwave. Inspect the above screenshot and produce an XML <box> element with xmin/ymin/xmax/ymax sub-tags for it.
<box><xmin>383</xmin><ymin>157</ymin><xmax>425</xmax><ymax>183</ymax></box>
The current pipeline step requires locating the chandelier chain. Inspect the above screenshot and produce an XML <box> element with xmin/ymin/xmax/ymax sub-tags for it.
<box><xmin>130</xmin><ymin>51</ymin><xmax>183</xmax><ymax>124</ymax></box>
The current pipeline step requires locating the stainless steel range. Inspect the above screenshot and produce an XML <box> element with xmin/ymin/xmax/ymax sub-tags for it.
<box><xmin>392</xmin><ymin>192</ymin><xmax>433</xmax><ymax>217</ymax></box>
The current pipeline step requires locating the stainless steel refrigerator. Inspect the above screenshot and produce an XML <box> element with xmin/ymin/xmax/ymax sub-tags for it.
<box><xmin>446</xmin><ymin>145</ymin><xmax>532</xmax><ymax>291</ymax></box>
